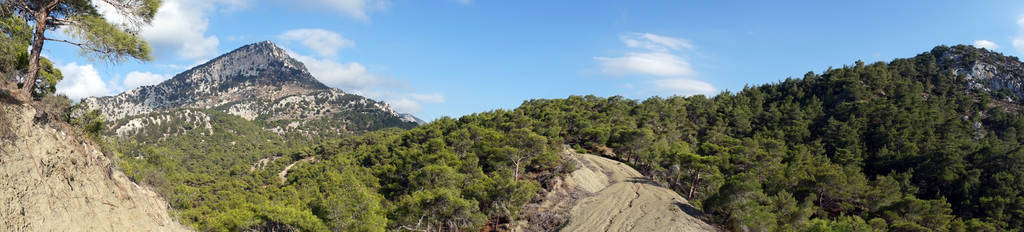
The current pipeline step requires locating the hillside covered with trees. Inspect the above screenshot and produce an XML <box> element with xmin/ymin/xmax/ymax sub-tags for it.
<box><xmin>109</xmin><ymin>45</ymin><xmax>1024</xmax><ymax>231</ymax></box>
<box><xmin>4</xmin><ymin>0</ymin><xmax>1021</xmax><ymax>231</ymax></box>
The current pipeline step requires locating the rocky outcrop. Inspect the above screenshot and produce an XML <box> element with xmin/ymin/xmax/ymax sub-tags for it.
<box><xmin>112</xmin><ymin>109</ymin><xmax>214</xmax><ymax>139</ymax></box>
<box><xmin>400</xmin><ymin>113</ymin><xmax>427</xmax><ymax>124</ymax></box>
<box><xmin>81</xmin><ymin>41</ymin><xmax>419</xmax><ymax>139</ymax></box>
<box><xmin>0</xmin><ymin>103</ymin><xmax>189</xmax><ymax>231</ymax></box>
<box><xmin>80</xmin><ymin>41</ymin><xmax>327</xmax><ymax>120</ymax></box>
<box><xmin>934</xmin><ymin>45</ymin><xmax>1024</xmax><ymax>101</ymax></box>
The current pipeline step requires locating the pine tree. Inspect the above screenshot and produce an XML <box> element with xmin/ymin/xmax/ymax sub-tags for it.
<box><xmin>2</xmin><ymin>0</ymin><xmax>158</xmax><ymax>102</ymax></box>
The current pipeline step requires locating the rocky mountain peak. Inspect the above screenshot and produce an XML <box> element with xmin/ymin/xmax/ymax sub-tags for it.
<box><xmin>169</xmin><ymin>40</ymin><xmax>323</xmax><ymax>89</ymax></box>
<box><xmin>80</xmin><ymin>41</ymin><xmax>335</xmax><ymax>119</ymax></box>
<box><xmin>81</xmin><ymin>41</ymin><xmax>420</xmax><ymax>136</ymax></box>
<box><xmin>214</xmin><ymin>40</ymin><xmax>304</xmax><ymax>72</ymax></box>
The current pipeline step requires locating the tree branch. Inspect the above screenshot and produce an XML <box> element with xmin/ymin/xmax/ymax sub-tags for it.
<box><xmin>397</xmin><ymin>225</ymin><xmax>428</xmax><ymax>232</ymax></box>
<box><xmin>397</xmin><ymin>215</ymin><xmax>429</xmax><ymax>231</ymax></box>
<box><xmin>43</xmin><ymin>38</ymin><xmax>108</xmax><ymax>54</ymax></box>
<box><xmin>13</xmin><ymin>0</ymin><xmax>34</xmax><ymax>14</ymax></box>
<box><xmin>97</xmin><ymin>0</ymin><xmax>134</xmax><ymax>18</ymax></box>
<box><xmin>44</xmin><ymin>37</ymin><xmax>85</xmax><ymax>47</ymax></box>
<box><xmin>46</xmin><ymin>16</ymin><xmax>72</xmax><ymax>26</ymax></box>
<box><xmin>44</xmin><ymin>0</ymin><xmax>62</xmax><ymax>11</ymax></box>
<box><xmin>96</xmin><ymin>0</ymin><xmax>149</xmax><ymax>30</ymax></box>
<box><xmin>98</xmin><ymin>0</ymin><xmax>132</xmax><ymax>9</ymax></box>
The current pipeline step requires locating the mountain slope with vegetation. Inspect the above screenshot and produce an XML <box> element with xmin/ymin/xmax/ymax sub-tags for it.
<box><xmin>107</xmin><ymin>44</ymin><xmax>1024</xmax><ymax>231</ymax></box>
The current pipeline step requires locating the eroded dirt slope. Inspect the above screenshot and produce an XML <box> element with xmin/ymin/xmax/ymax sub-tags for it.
<box><xmin>519</xmin><ymin>147</ymin><xmax>717</xmax><ymax>232</ymax></box>
<box><xmin>562</xmin><ymin>152</ymin><xmax>717</xmax><ymax>232</ymax></box>
<box><xmin>0</xmin><ymin>103</ymin><xmax>189</xmax><ymax>231</ymax></box>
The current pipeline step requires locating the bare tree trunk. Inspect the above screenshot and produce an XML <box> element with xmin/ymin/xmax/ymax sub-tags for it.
<box><xmin>687</xmin><ymin>172</ymin><xmax>700</xmax><ymax>199</ymax></box>
<box><xmin>18</xmin><ymin>10</ymin><xmax>49</xmax><ymax>102</ymax></box>
<box><xmin>513</xmin><ymin>158</ymin><xmax>521</xmax><ymax>182</ymax></box>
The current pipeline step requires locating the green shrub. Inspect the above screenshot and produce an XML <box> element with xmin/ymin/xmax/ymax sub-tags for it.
<box><xmin>72</xmin><ymin>108</ymin><xmax>105</xmax><ymax>140</ymax></box>
<box><xmin>32</xmin><ymin>94</ymin><xmax>71</xmax><ymax>124</ymax></box>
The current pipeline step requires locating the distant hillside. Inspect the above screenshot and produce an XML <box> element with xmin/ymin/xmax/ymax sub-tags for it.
<box><xmin>81</xmin><ymin>41</ymin><xmax>419</xmax><ymax>141</ymax></box>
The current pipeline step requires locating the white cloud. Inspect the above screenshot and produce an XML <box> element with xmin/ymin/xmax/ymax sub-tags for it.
<box><xmin>395</xmin><ymin>93</ymin><xmax>445</xmax><ymax>113</ymax></box>
<box><xmin>652</xmin><ymin>78</ymin><xmax>716</xmax><ymax>96</ymax></box>
<box><xmin>94</xmin><ymin>0</ymin><xmax>241</xmax><ymax>61</ymax></box>
<box><xmin>279</xmin><ymin>29</ymin><xmax>355</xmax><ymax>58</ymax></box>
<box><xmin>973</xmin><ymin>40</ymin><xmax>999</xmax><ymax>50</ymax></box>
<box><xmin>595</xmin><ymin>32</ymin><xmax>716</xmax><ymax>96</ymax></box>
<box><xmin>390</xmin><ymin>98</ymin><xmax>422</xmax><ymax>113</ymax></box>
<box><xmin>143</xmin><ymin>0</ymin><xmax>221</xmax><ymax>60</ymax></box>
<box><xmin>407</xmin><ymin>93</ymin><xmax>446</xmax><ymax>103</ymax></box>
<box><xmin>55</xmin><ymin>62</ymin><xmax>110</xmax><ymax>100</ymax></box>
<box><xmin>1015</xmin><ymin>38</ymin><xmax>1024</xmax><ymax>53</ymax></box>
<box><xmin>595</xmin><ymin>52</ymin><xmax>694</xmax><ymax>76</ymax></box>
<box><xmin>293</xmin><ymin>0</ymin><xmax>391</xmax><ymax>21</ymax></box>
<box><xmin>283</xmin><ymin>40</ymin><xmax>442</xmax><ymax>114</ymax></box>
<box><xmin>621</xmin><ymin>33</ymin><xmax>693</xmax><ymax>52</ymax></box>
<box><xmin>219</xmin><ymin>0</ymin><xmax>249</xmax><ymax>10</ymax></box>
<box><xmin>123</xmin><ymin>71</ymin><xmax>171</xmax><ymax>89</ymax></box>
<box><xmin>356</xmin><ymin>91</ymin><xmax>445</xmax><ymax>113</ymax></box>
<box><xmin>288</xmin><ymin>51</ymin><xmax>398</xmax><ymax>90</ymax></box>
<box><xmin>596</xmin><ymin>33</ymin><xmax>696</xmax><ymax>77</ymax></box>
<box><xmin>1015</xmin><ymin>16</ymin><xmax>1024</xmax><ymax>54</ymax></box>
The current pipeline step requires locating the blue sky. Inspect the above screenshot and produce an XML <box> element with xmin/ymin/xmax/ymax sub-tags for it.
<box><xmin>47</xmin><ymin>0</ymin><xmax>1024</xmax><ymax>121</ymax></box>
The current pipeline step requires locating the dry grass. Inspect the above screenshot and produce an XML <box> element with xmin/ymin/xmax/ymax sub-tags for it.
<box><xmin>0</xmin><ymin>84</ymin><xmax>18</xmax><ymax>144</ymax></box>
<box><xmin>0</xmin><ymin>106</ymin><xmax>12</xmax><ymax>145</ymax></box>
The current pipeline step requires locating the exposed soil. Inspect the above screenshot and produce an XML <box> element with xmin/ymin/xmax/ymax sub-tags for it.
<box><xmin>517</xmin><ymin>147</ymin><xmax>717</xmax><ymax>232</ymax></box>
<box><xmin>0</xmin><ymin>103</ymin><xmax>189</xmax><ymax>231</ymax></box>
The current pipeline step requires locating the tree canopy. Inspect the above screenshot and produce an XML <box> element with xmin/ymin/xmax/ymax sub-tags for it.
<box><xmin>0</xmin><ymin>0</ymin><xmax>158</xmax><ymax>102</ymax></box>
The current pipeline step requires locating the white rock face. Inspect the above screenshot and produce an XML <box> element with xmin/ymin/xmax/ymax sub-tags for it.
<box><xmin>227</xmin><ymin>102</ymin><xmax>259</xmax><ymax>120</ymax></box>
<box><xmin>114</xmin><ymin>110</ymin><xmax>213</xmax><ymax>138</ymax></box>
<box><xmin>938</xmin><ymin>46</ymin><xmax>1024</xmax><ymax>100</ymax></box>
